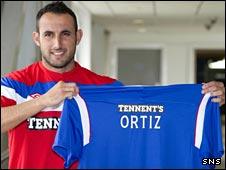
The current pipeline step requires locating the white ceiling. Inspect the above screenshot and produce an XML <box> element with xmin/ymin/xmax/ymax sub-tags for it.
<box><xmin>77</xmin><ymin>1</ymin><xmax>225</xmax><ymax>33</ymax></box>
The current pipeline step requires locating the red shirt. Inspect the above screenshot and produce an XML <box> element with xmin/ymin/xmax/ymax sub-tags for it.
<box><xmin>1</xmin><ymin>61</ymin><xmax>122</xmax><ymax>169</ymax></box>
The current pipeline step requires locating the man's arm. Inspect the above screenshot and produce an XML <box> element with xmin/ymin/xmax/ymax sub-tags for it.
<box><xmin>1</xmin><ymin>97</ymin><xmax>46</xmax><ymax>133</ymax></box>
<box><xmin>1</xmin><ymin>81</ymin><xmax>78</xmax><ymax>133</ymax></box>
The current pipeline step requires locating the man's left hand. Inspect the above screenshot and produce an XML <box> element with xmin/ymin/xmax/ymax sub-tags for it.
<box><xmin>202</xmin><ymin>81</ymin><xmax>225</xmax><ymax>106</ymax></box>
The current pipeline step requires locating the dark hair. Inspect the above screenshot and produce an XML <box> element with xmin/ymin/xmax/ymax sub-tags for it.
<box><xmin>36</xmin><ymin>1</ymin><xmax>78</xmax><ymax>32</ymax></box>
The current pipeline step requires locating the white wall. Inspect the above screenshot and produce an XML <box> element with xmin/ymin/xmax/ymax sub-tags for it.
<box><xmin>1</xmin><ymin>2</ymin><xmax>42</xmax><ymax>74</ymax></box>
<box><xmin>16</xmin><ymin>2</ymin><xmax>42</xmax><ymax>70</ymax></box>
<box><xmin>106</xmin><ymin>31</ymin><xmax>225</xmax><ymax>85</ymax></box>
<box><xmin>91</xmin><ymin>23</ymin><xmax>109</xmax><ymax>75</ymax></box>
<box><xmin>1</xmin><ymin>1</ymin><xmax>26</xmax><ymax>75</ymax></box>
<box><xmin>71</xmin><ymin>2</ymin><xmax>92</xmax><ymax>69</ymax></box>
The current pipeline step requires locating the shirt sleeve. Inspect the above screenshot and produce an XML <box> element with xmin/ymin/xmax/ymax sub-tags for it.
<box><xmin>52</xmin><ymin>98</ymin><xmax>83</xmax><ymax>169</ymax></box>
<box><xmin>1</xmin><ymin>77</ymin><xmax>17</xmax><ymax>107</ymax></box>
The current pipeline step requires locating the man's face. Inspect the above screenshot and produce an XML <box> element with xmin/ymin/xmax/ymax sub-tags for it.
<box><xmin>36</xmin><ymin>13</ymin><xmax>77</xmax><ymax>69</ymax></box>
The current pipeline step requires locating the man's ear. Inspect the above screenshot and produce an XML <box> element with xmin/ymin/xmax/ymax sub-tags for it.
<box><xmin>32</xmin><ymin>32</ymin><xmax>41</xmax><ymax>47</ymax></box>
<box><xmin>76</xmin><ymin>29</ymin><xmax>83</xmax><ymax>45</ymax></box>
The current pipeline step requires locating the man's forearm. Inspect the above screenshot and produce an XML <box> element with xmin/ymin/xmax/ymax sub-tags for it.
<box><xmin>1</xmin><ymin>97</ymin><xmax>46</xmax><ymax>133</ymax></box>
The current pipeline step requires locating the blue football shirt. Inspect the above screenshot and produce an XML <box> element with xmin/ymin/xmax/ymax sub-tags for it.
<box><xmin>52</xmin><ymin>84</ymin><xmax>224</xmax><ymax>169</ymax></box>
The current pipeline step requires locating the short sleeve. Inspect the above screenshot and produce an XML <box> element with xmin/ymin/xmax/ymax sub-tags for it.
<box><xmin>1</xmin><ymin>77</ymin><xmax>17</xmax><ymax>107</ymax></box>
<box><xmin>52</xmin><ymin>98</ymin><xmax>83</xmax><ymax>169</ymax></box>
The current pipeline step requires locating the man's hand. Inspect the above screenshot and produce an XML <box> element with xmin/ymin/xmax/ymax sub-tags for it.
<box><xmin>39</xmin><ymin>81</ymin><xmax>79</xmax><ymax>108</ymax></box>
<box><xmin>202</xmin><ymin>81</ymin><xmax>225</xmax><ymax>106</ymax></box>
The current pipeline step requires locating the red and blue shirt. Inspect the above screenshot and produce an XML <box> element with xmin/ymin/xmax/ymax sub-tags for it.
<box><xmin>1</xmin><ymin>61</ymin><xmax>122</xmax><ymax>169</ymax></box>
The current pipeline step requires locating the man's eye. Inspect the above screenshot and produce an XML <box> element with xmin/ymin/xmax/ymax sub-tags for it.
<box><xmin>63</xmin><ymin>32</ymin><xmax>71</xmax><ymax>36</ymax></box>
<box><xmin>44</xmin><ymin>33</ymin><xmax>52</xmax><ymax>37</ymax></box>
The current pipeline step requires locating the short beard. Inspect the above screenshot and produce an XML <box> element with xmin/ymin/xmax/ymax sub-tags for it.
<box><xmin>42</xmin><ymin>55</ymin><xmax>75</xmax><ymax>69</ymax></box>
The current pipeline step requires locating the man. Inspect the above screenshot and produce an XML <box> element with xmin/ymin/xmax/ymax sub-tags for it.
<box><xmin>1</xmin><ymin>1</ymin><xmax>225</xmax><ymax>169</ymax></box>
<box><xmin>1</xmin><ymin>2</ymin><xmax>122</xmax><ymax>169</ymax></box>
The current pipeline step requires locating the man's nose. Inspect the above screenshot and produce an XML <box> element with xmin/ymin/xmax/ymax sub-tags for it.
<box><xmin>53</xmin><ymin>36</ymin><xmax>62</xmax><ymax>49</ymax></box>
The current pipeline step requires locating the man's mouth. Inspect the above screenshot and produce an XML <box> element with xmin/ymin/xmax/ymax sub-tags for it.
<box><xmin>51</xmin><ymin>51</ymin><xmax>65</xmax><ymax>56</ymax></box>
<box><xmin>53</xmin><ymin>52</ymin><xmax>64</xmax><ymax>55</ymax></box>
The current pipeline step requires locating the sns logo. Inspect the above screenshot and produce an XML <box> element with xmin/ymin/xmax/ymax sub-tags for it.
<box><xmin>202</xmin><ymin>158</ymin><xmax>221</xmax><ymax>165</ymax></box>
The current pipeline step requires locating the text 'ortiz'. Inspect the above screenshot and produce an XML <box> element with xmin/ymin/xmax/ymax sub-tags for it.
<box><xmin>118</xmin><ymin>104</ymin><xmax>164</xmax><ymax>129</ymax></box>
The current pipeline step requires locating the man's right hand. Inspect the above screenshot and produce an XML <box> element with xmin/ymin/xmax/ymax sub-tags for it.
<box><xmin>39</xmin><ymin>81</ymin><xmax>79</xmax><ymax>108</ymax></box>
